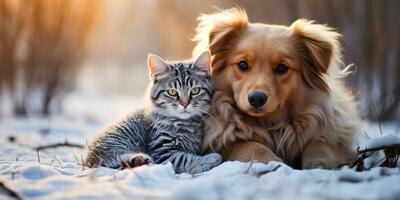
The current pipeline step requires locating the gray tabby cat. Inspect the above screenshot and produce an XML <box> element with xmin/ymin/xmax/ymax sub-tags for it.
<box><xmin>85</xmin><ymin>51</ymin><xmax>222</xmax><ymax>173</ymax></box>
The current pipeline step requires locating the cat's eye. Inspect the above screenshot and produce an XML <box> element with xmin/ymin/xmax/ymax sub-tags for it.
<box><xmin>190</xmin><ymin>87</ymin><xmax>200</xmax><ymax>95</ymax></box>
<box><xmin>167</xmin><ymin>89</ymin><xmax>178</xmax><ymax>96</ymax></box>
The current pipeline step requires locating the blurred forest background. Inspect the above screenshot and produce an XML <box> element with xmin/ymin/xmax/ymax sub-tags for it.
<box><xmin>0</xmin><ymin>0</ymin><xmax>399</xmax><ymax>123</ymax></box>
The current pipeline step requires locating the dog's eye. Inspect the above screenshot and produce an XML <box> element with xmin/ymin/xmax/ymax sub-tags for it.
<box><xmin>275</xmin><ymin>64</ymin><xmax>288</xmax><ymax>74</ymax></box>
<box><xmin>237</xmin><ymin>60</ymin><xmax>249</xmax><ymax>71</ymax></box>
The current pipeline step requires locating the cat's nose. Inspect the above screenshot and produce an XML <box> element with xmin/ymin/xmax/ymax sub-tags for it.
<box><xmin>180</xmin><ymin>100</ymin><xmax>189</xmax><ymax>108</ymax></box>
<box><xmin>248</xmin><ymin>91</ymin><xmax>267</xmax><ymax>108</ymax></box>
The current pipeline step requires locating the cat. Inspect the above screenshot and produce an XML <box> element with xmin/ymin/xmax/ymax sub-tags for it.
<box><xmin>85</xmin><ymin>51</ymin><xmax>222</xmax><ymax>173</ymax></box>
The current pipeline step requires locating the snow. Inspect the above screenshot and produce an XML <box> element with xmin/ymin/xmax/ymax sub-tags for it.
<box><xmin>367</xmin><ymin>134</ymin><xmax>400</xmax><ymax>149</ymax></box>
<box><xmin>1</xmin><ymin>92</ymin><xmax>400</xmax><ymax>200</ymax></box>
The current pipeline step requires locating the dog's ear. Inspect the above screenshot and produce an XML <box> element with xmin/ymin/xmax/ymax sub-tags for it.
<box><xmin>193</xmin><ymin>7</ymin><xmax>248</xmax><ymax>73</ymax></box>
<box><xmin>291</xmin><ymin>19</ymin><xmax>341</xmax><ymax>92</ymax></box>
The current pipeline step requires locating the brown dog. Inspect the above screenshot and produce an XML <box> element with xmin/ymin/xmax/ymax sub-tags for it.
<box><xmin>193</xmin><ymin>7</ymin><xmax>361</xmax><ymax>169</ymax></box>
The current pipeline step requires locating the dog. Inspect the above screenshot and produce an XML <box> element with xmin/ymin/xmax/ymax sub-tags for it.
<box><xmin>193</xmin><ymin>7</ymin><xmax>361</xmax><ymax>169</ymax></box>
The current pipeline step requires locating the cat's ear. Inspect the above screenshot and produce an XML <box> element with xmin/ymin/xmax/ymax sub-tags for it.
<box><xmin>147</xmin><ymin>54</ymin><xmax>169</xmax><ymax>79</ymax></box>
<box><xmin>192</xmin><ymin>51</ymin><xmax>211</xmax><ymax>73</ymax></box>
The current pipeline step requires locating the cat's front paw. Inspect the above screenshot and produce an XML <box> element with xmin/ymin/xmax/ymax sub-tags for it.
<box><xmin>121</xmin><ymin>153</ymin><xmax>153</xmax><ymax>169</ymax></box>
<box><xmin>205</xmin><ymin>153</ymin><xmax>223</xmax><ymax>166</ymax></box>
<box><xmin>192</xmin><ymin>153</ymin><xmax>223</xmax><ymax>173</ymax></box>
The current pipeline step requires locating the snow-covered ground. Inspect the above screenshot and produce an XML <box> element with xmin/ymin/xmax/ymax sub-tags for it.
<box><xmin>1</xmin><ymin>92</ymin><xmax>400</xmax><ymax>200</ymax></box>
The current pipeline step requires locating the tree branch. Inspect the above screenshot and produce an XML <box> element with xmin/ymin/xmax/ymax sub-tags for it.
<box><xmin>0</xmin><ymin>180</ymin><xmax>22</xmax><ymax>200</ymax></box>
<box><xmin>34</xmin><ymin>141</ymin><xmax>84</xmax><ymax>151</ymax></box>
<box><xmin>349</xmin><ymin>144</ymin><xmax>400</xmax><ymax>169</ymax></box>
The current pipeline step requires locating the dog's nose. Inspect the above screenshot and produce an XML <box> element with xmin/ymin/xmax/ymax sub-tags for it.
<box><xmin>248</xmin><ymin>91</ymin><xmax>267</xmax><ymax>108</ymax></box>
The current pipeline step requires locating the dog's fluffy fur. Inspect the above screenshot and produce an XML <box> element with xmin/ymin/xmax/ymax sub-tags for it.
<box><xmin>193</xmin><ymin>8</ymin><xmax>361</xmax><ymax>169</ymax></box>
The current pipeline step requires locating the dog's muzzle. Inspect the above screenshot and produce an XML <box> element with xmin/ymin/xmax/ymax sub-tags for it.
<box><xmin>248</xmin><ymin>91</ymin><xmax>267</xmax><ymax>109</ymax></box>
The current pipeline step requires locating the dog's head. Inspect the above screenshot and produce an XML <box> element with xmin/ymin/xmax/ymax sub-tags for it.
<box><xmin>193</xmin><ymin>8</ymin><xmax>341</xmax><ymax>117</ymax></box>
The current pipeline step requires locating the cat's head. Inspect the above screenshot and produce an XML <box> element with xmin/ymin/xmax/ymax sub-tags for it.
<box><xmin>147</xmin><ymin>51</ymin><xmax>213</xmax><ymax>119</ymax></box>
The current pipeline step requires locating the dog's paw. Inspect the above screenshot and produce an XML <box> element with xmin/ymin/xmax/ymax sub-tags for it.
<box><xmin>121</xmin><ymin>153</ymin><xmax>153</xmax><ymax>169</ymax></box>
<box><xmin>302</xmin><ymin>159</ymin><xmax>336</xmax><ymax>169</ymax></box>
<box><xmin>263</xmin><ymin>156</ymin><xmax>283</xmax><ymax>164</ymax></box>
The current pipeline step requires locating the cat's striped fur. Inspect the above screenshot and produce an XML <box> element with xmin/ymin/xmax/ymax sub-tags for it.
<box><xmin>85</xmin><ymin>51</ymin><xmax>222</xmax><ymax>173</ymax></box>
<box><xmin>85</xmin><ymin>110</ymin><xmax>151</xmax><ymax>168</ymax></box>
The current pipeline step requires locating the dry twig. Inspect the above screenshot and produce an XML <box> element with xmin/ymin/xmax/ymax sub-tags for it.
<box><xmin>34</xmin><ymin>141</ymin><xmax>84</xmax><ymax>151</ymax></box>
<box><xmin>349</xmin><ymin>144</ymin><xmax>400</xmax><ymax>171</ymax></box>
<box><xmin>0</xmin><ymin>180</ymin><xmax>22</xmax><ymax>200</ymax></box>
<box><xmin>81</xmin><ymin>154</ymin><xmax>85</xmax><ymax>171</ymax></box>
<box><xmin>254</xmin><ymin>165</ymin><xmax>281</xmax><ymax>177</ymax></box>
<box><xmin>36</xmin><ymin>149</ymin><xmax>40</xmax><ymax>163</ymax></box>
<box><xmin>244</xmin><ymin>160</ymin><xmax>255</xmax><ymax>174</ymax></box>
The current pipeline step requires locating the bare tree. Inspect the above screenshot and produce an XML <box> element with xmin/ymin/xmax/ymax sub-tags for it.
<box><xmin>0</xmin><ymin>0</ymin><xmax>100</xmax><ymax>116</ymax></box>
<box><xmin>0</xmin><ymin>0</ymin><xmax>26</xmax><ymax>114</ymax></box>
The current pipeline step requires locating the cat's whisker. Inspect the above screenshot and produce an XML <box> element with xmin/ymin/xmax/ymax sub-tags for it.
<box><xmin>192</xmin><ymin>110</ymin><xmax>213</xmax><ymax>124</ymax></box>
<box><xmin>195</xmin><ymin>109</ymin><xmax>216</xmax><ymax>120</ymax></box>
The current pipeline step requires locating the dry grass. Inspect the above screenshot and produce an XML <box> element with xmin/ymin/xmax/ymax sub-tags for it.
<box><xmin>349</xmin><ymin>144</ymin><xmax>400</xmax><ymax>171</ymax></box>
